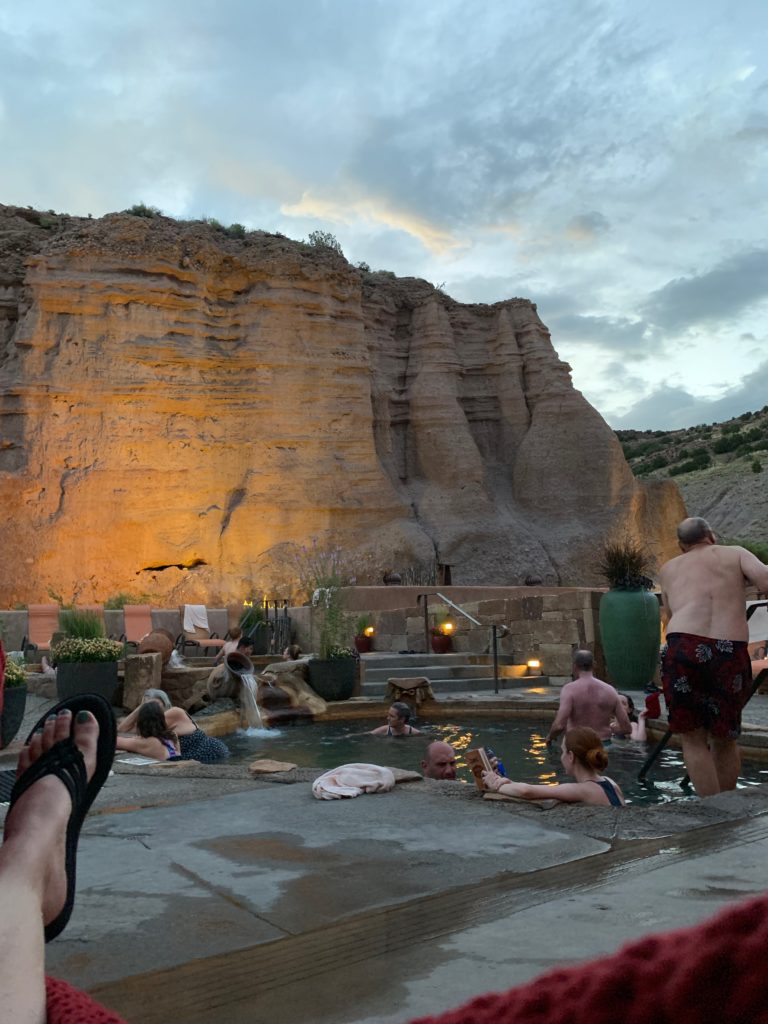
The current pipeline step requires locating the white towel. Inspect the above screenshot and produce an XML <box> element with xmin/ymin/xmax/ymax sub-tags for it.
<box><xmin>183</xmin><ymin>604</ymin><xmax>209</xmax><ymax>632</ymax></box>
<box><xmin>312</xmin><ymin>763</ymin><xmax>396</xmax><ymax>800</ymax></box>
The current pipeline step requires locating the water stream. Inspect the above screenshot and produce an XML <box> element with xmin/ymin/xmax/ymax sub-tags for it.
<box><xmin>239</xmin><ymin>672</ymin><xmax>263</xmax><ymax>729</ymax></box>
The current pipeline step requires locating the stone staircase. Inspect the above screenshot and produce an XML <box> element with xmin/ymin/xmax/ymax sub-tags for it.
<box><xmin>358</xmin><ymin>653</ymin><xmax>549</xmax><ymax>698</ymax></box>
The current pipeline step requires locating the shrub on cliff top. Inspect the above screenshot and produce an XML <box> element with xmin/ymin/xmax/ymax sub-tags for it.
<box><xmin>307</xmin><ymin>230</ymin><xmax>344</xmax><ymax>256</ymax></box>
<box><xmin>124</xmin><ymin>203</ymin><xmax>162</xmax><ymax>218</ymax></box>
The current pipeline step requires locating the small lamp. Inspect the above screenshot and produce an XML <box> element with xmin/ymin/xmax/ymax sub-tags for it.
<box><xmin>441</xmin><ymin>620</ymin><xmax>455</xmax><ymax>635</ymax></box>
<box><xmin>363</xmin><ymin>625</ymin><xmax>375</xmax><ymax>638</ymax></box>
<box><xmin>526</xmin><ymin>657</ymin><xmax>542</xmax><ymax>674</ymax></box>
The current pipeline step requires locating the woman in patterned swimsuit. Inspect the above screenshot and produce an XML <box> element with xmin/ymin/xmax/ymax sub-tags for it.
<box><xmin>119</xmin><ymin>689</ymin><xmax>230</xmax><ymax>763</ymax></box>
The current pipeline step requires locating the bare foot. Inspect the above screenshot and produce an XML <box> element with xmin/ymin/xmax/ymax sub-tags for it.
<box><xmin>3</xmin><ymin>708</ymin><xmax>99</xmax><ymax>928</ymax></box>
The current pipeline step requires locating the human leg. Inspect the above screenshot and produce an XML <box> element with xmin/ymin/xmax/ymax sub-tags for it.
<box><xmin>679</xmin><ymin>728</ymin><xmax>720</xmax><ymax>796</ymax></box>
<box><xmin>712</xmin><ymin>736</ymin><xmax>741</xmax><ymax>792</ymax></box>
<box><xmin>0</xmin><ymin>709</ymin><xmax>98</xmax><ymax>1023</ymax></box>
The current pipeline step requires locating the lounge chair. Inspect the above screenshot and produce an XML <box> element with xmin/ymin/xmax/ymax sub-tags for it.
<box><xmin>121</xmin><ymin>605</ymin><xmax>154</xmax><ymax>648</ymax></box>
<box><xmin>177</xmin><ymin>605</ymin><xmax>226</xmax><ymax>657</ymax></box>
<box><xmin>21</xmin><ymin>604</ymin><xmax>60</xmax><ymax>655</ymax></box>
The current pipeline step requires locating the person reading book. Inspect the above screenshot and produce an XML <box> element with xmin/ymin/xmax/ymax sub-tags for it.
<box><xmin>482</xmin><ymin>727</ymin><xmax>625</xmax><ymax>806</ymax></box>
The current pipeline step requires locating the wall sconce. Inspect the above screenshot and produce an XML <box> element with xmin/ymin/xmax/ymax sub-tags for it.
<box><xmin>363</xmin><ymin>625</ymin><xmax>375</xmax><ymax>637</ymax></box>
<box><xmin>526</xmin><ymin>657</ymin><xmax>542</xmax><ymax>674</ymax></box>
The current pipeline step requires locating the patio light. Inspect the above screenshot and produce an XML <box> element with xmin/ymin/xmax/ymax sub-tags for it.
<box><xmin>526</xmin><ymin>658</ymin><xmax>542</xmax><ymax>673</ymax></box>
<box><xmin>363</xmin><ymin>625</ymin><xmax>375</xmax><ymax>637</ymax></box>
<box><xmin>441</xmin><ymin>620</ymin><xmax>455</xmax><ymax>635</ymax></box>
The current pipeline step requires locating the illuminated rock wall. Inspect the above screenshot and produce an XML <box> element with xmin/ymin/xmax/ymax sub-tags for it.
<box><xmin>0</xmin><ymin>206</ymin><xmax>685</xmax><ymax>604</ymax></box>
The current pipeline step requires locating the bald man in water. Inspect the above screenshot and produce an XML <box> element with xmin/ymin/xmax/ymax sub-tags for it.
<box><xmin>659</xmin><ymin>516</ymin><xmax>768</xmax><ymax>796</ymax></box>
<box><xmin>545</xmin><ymin>649</ymin><xmax>631</xmax><ymax>743</ymax></box>
<box><xmin>421</xmin><ymin>741</ymin><xmax>458</xmax><ymax>780</ymax></box>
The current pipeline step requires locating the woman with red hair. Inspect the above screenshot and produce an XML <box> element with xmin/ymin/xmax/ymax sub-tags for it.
<box><xmin>482</xmin><ymin>726</ymin><xmax>624</xmax><ymax>806</ymax></box>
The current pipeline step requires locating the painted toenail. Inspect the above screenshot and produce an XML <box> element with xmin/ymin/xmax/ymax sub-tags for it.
<box><xmin>58</xmin><ymin>709</ymin><xmax>72</xmax><ymax>717</ymax></box>
<box><xmin>35</xmin><ymin>727</ymin><xmax>44</xmax><ymax>735</ymax></box>
<box><xmin>46</xmin><ymin>714</ymin><xmax>57</xmax><ymax>722</ymax></box>
<box><xmin>76</xmin><ymin>711</ymin><xmax>90</xmax><ymax>723</ymax></box>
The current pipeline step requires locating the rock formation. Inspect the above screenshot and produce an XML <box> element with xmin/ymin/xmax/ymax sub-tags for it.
<box><xmin>0</xmin><ymin>205</ymin><xmax>685</xmax><ymax>604</ymax></box>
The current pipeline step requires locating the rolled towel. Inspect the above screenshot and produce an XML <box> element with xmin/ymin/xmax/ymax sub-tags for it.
<box><xmin>312</xmin><ymin>763</ymin><xmax>396</xmax><ymax>800</ymax></box>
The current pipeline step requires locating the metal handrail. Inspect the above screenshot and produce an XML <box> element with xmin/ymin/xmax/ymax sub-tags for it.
<box><xmin>417</xmin><ymin>591</ymin><xmax>509</xmax><ymax>694</ymax></box>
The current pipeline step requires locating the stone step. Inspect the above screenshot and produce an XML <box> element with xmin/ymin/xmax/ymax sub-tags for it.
<box><xmin>359</xmin><ymin>653</ymin><xmax>518</xmax><ymax>669</ymax></box>
<box><xmin>362</xmin><ymin>676</ymin><xmax>551</xmax><ymax>697</ymax></box>
<box><xmin>361</xmin><ymin>663</ymin><xmax>528</xmax><ymax>682</ymax></box>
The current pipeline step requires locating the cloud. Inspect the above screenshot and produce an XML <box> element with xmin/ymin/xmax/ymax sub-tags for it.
<box><xmin>611</xmin><ymin>358</ymin><xmax>768</xmax><ymax>430</ymax></box>
<box><xmin>281</xmin><ymin>190</ymin><xmax>462</xmax><ymax>256</ymax></box>
<box><xmin>642</xmin><ymin>249</ymin><xmax>768</xmax><ymax>331</ymax></box>
<box><xmin>547</xmin><ymin>312</ymin><xmax>650</xmax><ymax>352</ymax></box>
<box><xmin>566</xmin><ymin>212</ymin><xmax>610</xmax><ymax>240</ymax></box>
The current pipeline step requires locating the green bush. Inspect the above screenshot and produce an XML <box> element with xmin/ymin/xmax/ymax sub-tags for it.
<box><xmin>60</xmin><ymin>609</ymin><xmax>105</xmax><ymax>639</ymax></box>
<box><xmin>124</xmin><ymin>202</ymin><xmax>162</xmax><ymax>218</ymax></box>
<box><xmin>52</xmin><ymin>636</ymin><xmax>124</xmax><ymax>663</ymax></box>
<box><xmin>752</xmin><ymin>459</ymin><xmax>763</xmax><ymax>473</ymax></box>
<box><xmin>307</xmin><ymin>229</ymin><xmax>344</xmax><ymax>256</ymax></box>
<box><xmin>712</xmin><ymin>434</ymin><xmax>742</xmax><ymax>454</ymax></box>
<box><xmin>227</xmin><ymin>223</ymin><xmax>246</xmax><ymax>238</ymax></box>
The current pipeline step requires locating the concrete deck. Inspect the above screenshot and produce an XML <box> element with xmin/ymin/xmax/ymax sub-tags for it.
<box><xmin>4</xmin><ymin>693</ymin><xmax>768</xmax><ymax>1023</ymax></box>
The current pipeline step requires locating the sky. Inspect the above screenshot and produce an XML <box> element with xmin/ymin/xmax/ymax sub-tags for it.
<box><xmin>1</xmin><ymin>0</ymin><xmax>767</xmax><ymax>430</ymax></box>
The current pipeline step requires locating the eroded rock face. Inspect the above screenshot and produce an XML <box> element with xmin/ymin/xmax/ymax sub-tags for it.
<box><xmin>0</xmin><ymin>206</ymin><xmax>685</xmax><ymax>604</ymax></box>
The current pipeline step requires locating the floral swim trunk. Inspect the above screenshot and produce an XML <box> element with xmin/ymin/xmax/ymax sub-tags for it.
<box><xmin>661</xmin><ymin>632</ymin><xmax>752</xmax><ymax>738</ymax></box>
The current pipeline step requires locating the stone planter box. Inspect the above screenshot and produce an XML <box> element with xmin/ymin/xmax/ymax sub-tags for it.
<box><xmin>1</xmin><ymin>685</ymin><xmax>27</xmax><ymax>748</ymax></box>
<box><xmin>57</xmin><ymin>661</ymin><xmax>120</xmax><ymax>705</ymax></box>
<box><xmin>307</xmin><ymin>658</ymin><xmax>357</xmax><ymax>702</ymax></box>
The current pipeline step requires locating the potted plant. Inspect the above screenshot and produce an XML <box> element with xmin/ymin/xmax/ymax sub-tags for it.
<box><xmin>53</xmin><ymin>610</ymin><xmax>125</xmax><ymax>704</ymax></box>
<box><xmin>354</xmin><ymin>615</ymin><xmax>375</xmax><ymax>654</ymax></box>
<box><xmin>1</xmin><ymin>654</ymin><xmax>28</xmax><ymax>749</ymax></box>
<box><xmin>597</xmin><ymin>537</ymin><xmax>661</xmax><ymax>689</ymax></box>
<box><xmin>430</xmin><ymin>620</ymin><xmax>454</xmax><ymax>654</ymax></box>
<box><xmin>239</xmin><ymin>601</ymin><xmax>269</xmax><ymax>655</ymax></box>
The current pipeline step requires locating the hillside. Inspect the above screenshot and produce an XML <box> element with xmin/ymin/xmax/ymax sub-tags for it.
<box><xmin>617</xmin><ymin>408</ymin><xmax>768</xmax><ymax>546</ymax></box>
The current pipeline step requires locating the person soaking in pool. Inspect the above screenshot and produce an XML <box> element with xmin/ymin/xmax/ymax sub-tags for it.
<box><xmin>119</xmin><ymin>689</ymin><xmax>230</xmax><ymax>763</ymax></box>
<box><xmin>116</xmin><ymin>702</ymin><xmax>181</xmax><ymax>761</ymax></box>
<box><xmin>481</xmin><ymin>727</ymin><xmax>625</xmax><ymax>806</ymax></box>
<box><xmin>369</xmin><ymin>701</ymin><xmax>422</xmax><ymax>736</ymax></box>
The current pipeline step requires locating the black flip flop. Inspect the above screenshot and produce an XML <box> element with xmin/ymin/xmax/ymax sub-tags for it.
<box><xmin>10</xmin><ymin>693</ymin><xmax>116</xmax><ymax>941</ymax></box>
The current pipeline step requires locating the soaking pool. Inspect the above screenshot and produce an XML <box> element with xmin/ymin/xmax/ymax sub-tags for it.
<box><xmin>225</xmin><ymin>716</ymin><xmax>768</xmax><ymax>806</ymax></box>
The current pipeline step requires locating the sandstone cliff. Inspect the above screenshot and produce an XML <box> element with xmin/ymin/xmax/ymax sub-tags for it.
<box><xmin>0</xmin><ymin>205</ymin><xmax>685</xmax><ymax>604</ymax></box>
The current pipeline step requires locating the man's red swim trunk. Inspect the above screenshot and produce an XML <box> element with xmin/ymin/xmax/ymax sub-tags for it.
<box><xmin>661</xmin><ymin>632</ymin><xmax>751</xmax><ymax>737</ymax></box>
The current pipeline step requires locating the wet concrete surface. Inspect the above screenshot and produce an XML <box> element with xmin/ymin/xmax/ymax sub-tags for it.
<box><xmin>5</xmin><ymin>693</ymin><xmax>768</xmax><ymax>1022</ymax></box>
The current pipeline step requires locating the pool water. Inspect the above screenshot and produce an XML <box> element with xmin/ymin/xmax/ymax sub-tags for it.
<box><xmin>225</xmin><ymin>717</ymin><xmax>768</xmax><ymax>806</ymax></box>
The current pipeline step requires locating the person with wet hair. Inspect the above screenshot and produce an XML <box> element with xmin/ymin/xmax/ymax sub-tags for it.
<box><xmin>421</xmin><ymin>741</ymin><xmax>458</xmax><ymax>780</ymax></box>
<box><xmin>482</xmin><ymin>726</ymin><xmax>624</xmax><ymax>806</ymax></box>
<box><xmin>611</xmin><ymin>693</ymin><xmax>648</xmax><ymax>741</ymax></box>
<box><xmin>282</xmin><ymin>644</ymin><xmax>303</xmax><ymax>660</ymax></box>
<box><xmin>115</xmin><ymin>702</ymin><xmax>180</xmax><ymax>761</ymax></box>
<box><xmin>369</xmin><ymin>701</ymin><xmax>422</xmax><ymax>736</ymax></box>
<box><xmin>660</xmin><ymin>516</ymin><xmax>768</xmax><ymax>795</ymax></box>
<box><xmin>546</xmin><ymin>650</ymin><xmax>631</xmax><ymax>743</ymax></box>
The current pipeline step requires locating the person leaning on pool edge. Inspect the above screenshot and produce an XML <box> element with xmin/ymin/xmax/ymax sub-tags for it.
<box><xmin>482</xmin><ymin>727</ymin><xmax>624</xmax><ymax>806</ymax></box>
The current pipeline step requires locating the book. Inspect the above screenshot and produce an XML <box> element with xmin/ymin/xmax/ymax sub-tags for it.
<box><xmin>465</xmin><ymin>747</ymin><xmax>493</xmax><ymax>791</ymax></box>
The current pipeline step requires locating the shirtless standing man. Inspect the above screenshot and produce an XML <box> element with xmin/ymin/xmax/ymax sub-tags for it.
<box><xmin>659</xmin><ymin>516</ymin><xmax>768</xmax><ymax>796</ymax></box>
<box><xmin>545</xmin><ymin>650</ymin><xmax>631</xmax><ymax>743</ymax></box>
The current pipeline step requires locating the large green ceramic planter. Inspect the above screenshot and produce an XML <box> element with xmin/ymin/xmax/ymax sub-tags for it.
<box><xmin>307</xmin><ymin>658</ymin><xmax>357</xmax><ymax>702</ymax></box>
<box><xmin>599</xmin><ymin>589</ymin><xmax>661</xmax><ymax>689</ymax></box>
<box><xmin>57</xmin><ymin>662</ymin><xmax>120</xmax><ymax>705</ymax></box>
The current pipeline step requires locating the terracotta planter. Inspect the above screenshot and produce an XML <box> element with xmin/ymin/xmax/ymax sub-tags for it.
<box><xmin>354</xmin><ymin>635</ymin><xmax>373</xmax><ymax>654</ymax></box>
<box><xmin>57</xmin><ymin>661</ymin><xmax>120</xmax><ymax>705</ymax></box>
<box><xmin>430</xmin><ymin>634</ymin><xmax>452</xmax><ymax>654</ymax></box>
<box><xmin>0</xmin><ymin>685</ymin><xmax>27</xmax><ymax>749</ymax></box>
<box><xmin>307</xmin><ymin>658</ymin><xmax>357</xmax><ymax>701</ymax></box>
